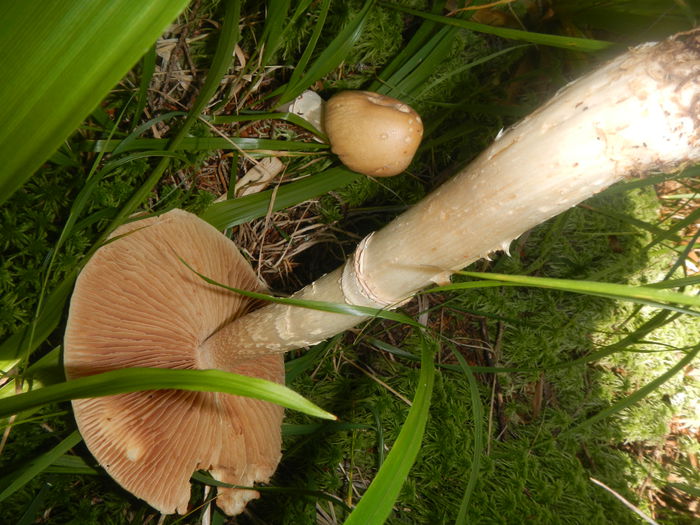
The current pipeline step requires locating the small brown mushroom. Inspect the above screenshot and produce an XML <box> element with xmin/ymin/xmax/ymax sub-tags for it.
<box><xmin>323</xmin><ymin>90</ymin><xmax>423</xmax><ymax>177</ymax></box>
<box><xmin>64</xmin><ymin>209</ymin><xmax>284</xmax><ymax>516</ymax></box>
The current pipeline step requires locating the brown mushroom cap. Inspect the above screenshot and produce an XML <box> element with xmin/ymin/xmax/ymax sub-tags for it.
<box><xmin>64</xmin><ymin>209</ymin><xmax>284</xmax><ymax>515</ymax></box>
<box><xmin>323</xmin><ymin>90</ymin><xmax>423</xmax><ymax>177</ymax></box>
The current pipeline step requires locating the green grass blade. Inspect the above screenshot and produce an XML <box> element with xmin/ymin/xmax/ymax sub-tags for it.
<box><xmin>454</xmin><ymin>352</ymin><xmax>485</xmax><ymax>524</ymax></box>
<box><xmin>369</xmin><ymin>0</ymin><xmax>445</xmax><ymax>92</ymax></box>
<box><xmin>81</xmin><ymin>136</ymin><xmax>326</xmax><ymax>154</ymax></box>
<box><xmin>277</xmin><ymin>0</ymin><xmax>374</xmax><ymax>105</ymax></box>
<box><xmin>191</xmin><ymin>471</ymin><xmax>353</xmax><ymax>511</ymax></box>
<box><xmin>16</xmin><ymin>483</ymin><xmax>51</xmax><ymax>525</ymax></box>
<box><xmin>44</xmin><ymin>454</ymin><xmax>99</xmax><ymax>476</ymax></box>
<box><xmin>382</xmin><ymin>3</ymin><xmax>613</xmax><ymax>51</ymax></box>
<box><xmin>0</xmin><ymin>347</ymin><xmax>63</xmax><ymax>401</ymax></box>
<box><xmin>0</xmin><ymin>430</ymin><xmax>82</xmax><ymax>503</ymax></box>
<box><xmin>381</xmin><ymin>25</ymin><xmax>457</xmax><ymax>99</ymax></box>
<box><xmin>0</xmin><ymin>368</ymin><xmax>336</xmax><ymax>421</ymax></box>
<box><xmin>200</xmin><ymin>167</ymin><xmax>362</xmax><ymax>229</ymax></box>
<box><xmin>182</xmin><ymin>260</ymin><xmax>422</xmax><ymax>327</ymax></box>
<box><xmin>0</xmin><ymin>0</ymin><xmax>190</xmax><ymax>205</ymax></box>
<box><xmin>437</xmin><ymin>272</ymin><xmax>700</xmax><ymax>312</ymax></box>
<box><xmin>211</xmin><ymin>111</ymin><xmax>326</xmax><ymax>137</ymax></box>
<box><xmin>277</xmin><ymin>0</ymin><xmax>331</xmax><ymax>103</ymax></box>
<box><xmin>132</xmin><ymin>44</ymin><xmax>157</xmax><ymax>129</ymax></box>
<box><xmin>582</xmin><ymin>204</ymin><xmax>679</xmax><ymax>241</ymax></box>
<box><xmin>647</xmin><ymin>206</ymin><xmax>700</xmax><ymax>249</ymax></box>
<box><xmin>344</xmin><ymin>338</ymin><xmax>435</xmax><ymax>524</ymax></box>
<box><xmin>113</xmin><ymin>111</ymin><xmax>187</xmax><ymax>155</ymax></box>
<box><xmin>259</xmin><ymin>0</ymin><xmax>292</xmax><ymax>65</ymax></box>
<box><xmin>666</xmin><ymin>482</ymin><xmax>700</xmax><ymax>498</ymax></box>
<box><xmin>0</xmin><ymin>276</ymin><xmax>75</xmax><ymax>376</ymax></box>
<box><xmin>415</xmin><ymin>44</ymin><xmax>529</xmax><ymax>100</ymax></box>
<box><xmin>563</xmin><ymin>345</ymin><xmax>700</xmax><ymax>436</ymax></box>
<box><xmin>648</xmin><ymin>275</ymin><xmax>700</xmax><ymax>289</ymax></box>
<box><xmin>101</xmin><ymin>0</ymin><xmax>243</xmax><ymax>237</ymax></box>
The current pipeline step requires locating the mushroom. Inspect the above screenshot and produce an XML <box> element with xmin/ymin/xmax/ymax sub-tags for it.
<box><xmin>200</xmin><ymin>30</ymin><xmax>700</xmax><ymax>357</ymax></box>
<box><xmin>323</xmin><ymin>91</ymin><xmax>423</xmax><ymax>177</ymax></box>
<box><xmin>279</xmin><ymin>90</ymin><xmax>423</xmax><ymax>177</ymax></box>
<box><xmin>64</xmin><ymin>209</ymin><xmax>284</xmax><ymax>515</ymax></box>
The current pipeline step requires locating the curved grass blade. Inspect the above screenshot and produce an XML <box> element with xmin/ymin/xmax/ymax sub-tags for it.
<box><xmin>181</xmin><ymin>260</ymin><xmax>421</xmax><ymax>328</ymax></box>
<box><xmin>453</xmin><ymin>352</ymin><xmax>484</xmax><ymax>524</ymax></box>
<box><xmin>382</xmin><ymin>3</ymin><xmax>613</xmax><ymax>51</ymax></box>
<box><xmin>0</xmin><ymin>348</ymin><xmax>62</xmax><ymax>402</ymax></box>
<box><xmin>131</xmin><ymin>43</ymin><xmax>157</xmax><ymax>130</ymax></box>
<box><xmin>415</xmin><ymin>44</ymin><xmax>529</xmax><ymax>99</ymax></box>
<box><xmin>16</xmin><ymin>483</ymin><xmax>51</xmax><ymax>525</ymax></box>
<box><xmin>200</xmin><ymin>167</ymin><xmax>362</xmax><ymax>229</ymax></box>
<box><xmin>102</xmin><ymin>0</ymin><xmax>243</xmax><ymax>238</ymax></box>
<box><xmin>369</xmin><ymin>0</ymin><xmax>445</xmax><ymax>93</ymax></box>
<box><xmin>211</xmin><ymin>111</ymin><xmax>326</xmax><ymax>137</ymax></box>
<box><xmin>113</xmin><ymin>111</ymin><xmax>187</xmax><ymax>155</ymax></box>
<box><xmin>0</xmin><ymin>0</ymin><xmax>190</xmax><ymax>205</ymax></box>
<box><xmin>259</xmin><ymin>0</ymin><xmax>292</xmax><ymax>66</ymax></box>
<box><xmin>0</xmin><ymin>368</ymin><xmax>336</xmax><ymax>421</ymax></box>
<box><xmin>81</xmin><ymin>136</ymin><xmax>326</xmax><ymax>154</ymax></box>
<box><xmin>0</xmin><ymin>430</ymin><xmax>82</xmax><ymax>503</ymax></box>
<box><xmin>191</xmin><ymin>471</ymin><xmax>352</xmax><ymax>512</ymax></box>
<box><xmin>581</xmin><ymin>203</ymin><xmax>679</xmax><ymax>241</ymax></box>
<box><xmin>562</xmin><ymin>345</ymin><xmax>700</xmax><ymax>437</ymax></box>
<box><xmin>276</xmin><ymin>0</ymin><xmax>331</xmax><ymax>104</ymax></box>
<box><xmin>344</xmin><ymin>338</ymin><xmax>435</xmax><ymax>524</ymax></box>
<box><xmin>276</xmin><ymin>0</ymin><xmax>374</xmax><ymax>105</ymax></box>
<box><xmin>45</xmin><ymin>454</ymin><xmax>99</xmax><ymax>476</ymax></box>
<box><xmin>434</xmin><ymin>272</ymin><xmax>700</xmax><ymax>314</ymax></box>
<box><xmin>0</xmin><ymin>276</ymin><xmax>75</xmax><ymax>376</ymax></box>
<box><xmin>381</xmin><ymin>23</ymin><xmax>458</xmax><ymax>100</ymax></box>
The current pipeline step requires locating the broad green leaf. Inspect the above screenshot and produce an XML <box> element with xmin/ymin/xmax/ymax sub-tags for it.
<box><xmin>0</xmin><ymin>368</ymin><xmax>336</xmax><ymax>421</ymax></box>
<box><xmin>0</xmin><ymin>0</ymin><xmax>190</xmax><ymax>205</ymax></box>
<box><xmin>200</xmin><ymin>167</ymin><xmax>362</xmax><ymax>229</ymax></box>
<box><xmin>0</xmin><ymin>1</ymin><xmax>246</xmax><ymax>372</ymax></box>
<box><xmin>344</xmin><ymin>338</ymin><xmax>435</xmax><ymax>524</ymax></box>
<box><xmin>0</xmin><ymin>430</ymin><xmax>82</xmax><ymax>503</ymax></box>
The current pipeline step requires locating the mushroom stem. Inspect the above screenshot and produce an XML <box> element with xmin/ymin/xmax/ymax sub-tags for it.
<box><xmin>202</xmin><ymin>30</ymin><xmax>700</xmax><ymax>360</ymax></box>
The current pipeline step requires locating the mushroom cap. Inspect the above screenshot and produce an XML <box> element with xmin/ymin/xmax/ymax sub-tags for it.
<box><xmin>64</xmin><ymin>209</ymin><xmax>284</xmax><ymax>515</ymax></box>
<box><xmin>323</xmin><ymin>90</ymin><xmax>423</xmax><ymax>177</ymax></box>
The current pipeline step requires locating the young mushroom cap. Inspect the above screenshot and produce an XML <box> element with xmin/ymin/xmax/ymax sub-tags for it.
<box><xmin>64</xmin><ymin>209</ymin><xmax>284</xmax><ymax>516</ymax></box>
<box><xmin>323</xmin><ymin>90</ymin><xmax>423</xmax><ymax>177</ymax></box>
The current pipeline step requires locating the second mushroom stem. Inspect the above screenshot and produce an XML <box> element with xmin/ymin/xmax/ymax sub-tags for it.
<box><xmin>201</xmin><ymin>31</ymin><xmax>700</xmax><ymax>363</ymax></box>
